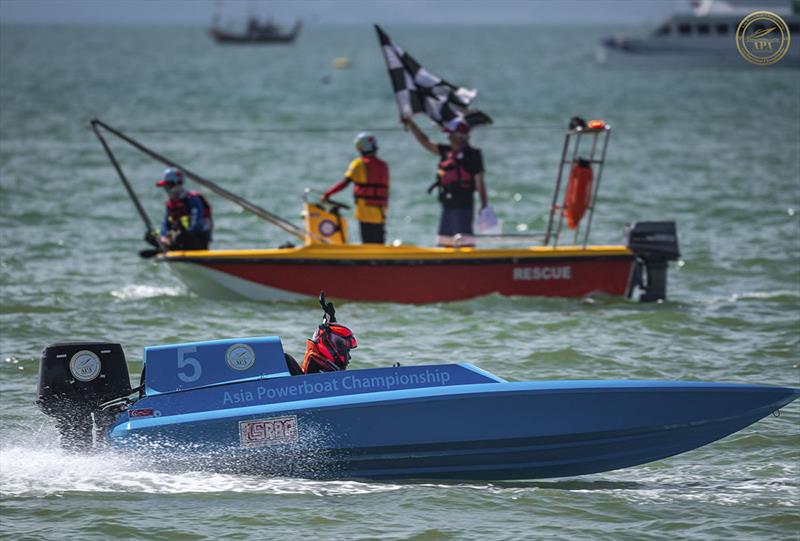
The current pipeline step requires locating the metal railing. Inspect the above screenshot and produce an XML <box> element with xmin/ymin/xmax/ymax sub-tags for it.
<box><xmin>543</xmin><ymin>122</ymin><xmax>612</xmax><ymax>248</ymax></box>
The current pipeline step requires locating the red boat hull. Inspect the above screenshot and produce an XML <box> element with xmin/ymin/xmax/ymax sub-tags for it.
<box><xmin>162</xmin><ymin>245</ymin><xmax>637</xmax><ymax>303</ymax></box>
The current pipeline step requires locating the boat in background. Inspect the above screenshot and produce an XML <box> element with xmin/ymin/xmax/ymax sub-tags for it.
<box><xmin>157</xmin><ymin>120</ymin><xmax>680</xmax><ymax>303</ymax></box>
<box><xmin>209</xmin><ymin>16</ymin><xmax>302</xmax><ymax>44</ymax></box>
<box><xmin>597</xmin><ymin>0</ymin><xmax>800</xmax><ymax>67</ymax></box>
<box><xmin>36</xmin><ymin>336</ymin><xmax>799</xmax><ymax>480</ymax></box>
<box><xmin>91</xmin><ymin>117</ymin><xmax>681</xmax><ymax>304</ymax></box>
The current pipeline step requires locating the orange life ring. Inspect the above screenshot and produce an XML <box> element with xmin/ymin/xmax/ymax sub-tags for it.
<box><xmin>564</xmin><ymin>159</ymin><xmax>593</xmax><ymax>229</ymax></box>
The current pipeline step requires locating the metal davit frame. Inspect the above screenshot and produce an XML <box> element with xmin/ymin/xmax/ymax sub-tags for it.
<box><xmin>543</xmin><ymin>121</ymin><xmax>612</xmax><ymax>248</ymax></box>
<box><xmin>89</xmin><ymin>118</ymin><xmax>324</xmax><ymax>248</ymax></box>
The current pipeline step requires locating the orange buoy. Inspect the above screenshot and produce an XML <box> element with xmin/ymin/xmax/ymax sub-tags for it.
<box><xmin>564</xmin><ymin>158</ymin><xmax>593</xmax><ymax>229</ymax></box>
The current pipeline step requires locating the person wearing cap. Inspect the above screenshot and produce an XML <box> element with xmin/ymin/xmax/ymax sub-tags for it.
<box><xmin>153</xmin><ymin>167</ymin><xmax>213</xmax><ymax>251</ymax></box>
<box><xmin>322</xmin><ymin>132</ymin><xmax>390</xmax><ymax>244</ymax></box>
<box><xmin>402</xmin><ymin>116</ymin><xmax>488</xmax><ymax>247</ymax></box>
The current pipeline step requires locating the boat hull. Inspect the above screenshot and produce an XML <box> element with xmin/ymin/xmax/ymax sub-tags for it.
<box><xmin>161</xmin><ymin>244</ymin><xmax>638</xmax><ymax>303</ymax></box>
<box><xmin>109</xmin><ymin>376</ymin><xmax>799</xmax><ymax>480</ymax></box>
<box><xmin>597</xmin><ymin>39</ymin><xmax>800</xmax><ymax>68</ymax></box>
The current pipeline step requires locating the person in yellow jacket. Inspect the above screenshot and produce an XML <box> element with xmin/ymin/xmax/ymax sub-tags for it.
<box><xmin>322</xmin><ymin>132</ymin><xmax>390</xmax><ymax>244</ymax></box>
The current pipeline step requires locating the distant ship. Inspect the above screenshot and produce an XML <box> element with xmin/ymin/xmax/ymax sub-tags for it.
<box><xmin>209</xmin><ymin>16</ymin><xmax>302</xmax><ymax>44</ymax></box>
<box><xmin>596</xmin><ymin>0</ymin><xmax>799</xmax><ymax>67</ymax></box>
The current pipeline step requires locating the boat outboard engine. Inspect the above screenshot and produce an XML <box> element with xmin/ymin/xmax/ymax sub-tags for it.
<box><xmin>625</xmin><ymin>221</ymin><xmax>680</xmax><ymax>302</ymax></box>
<box><xmin>37</xmin><ymin>342</ymin><xmax>132</xmax><ymax>450</ymax></box>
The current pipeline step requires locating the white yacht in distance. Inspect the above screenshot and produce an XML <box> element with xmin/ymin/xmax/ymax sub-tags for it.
<box><xmin>597</xmin><ymin>0</ymin><xmax>800</xmax><ymax>67</ymax></box>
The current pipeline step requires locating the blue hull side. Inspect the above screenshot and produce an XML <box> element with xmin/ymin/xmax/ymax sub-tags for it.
<box><xmin>109</xmin><ymin>381</ymin><xmax>799</xmax><ymax>480</ymax></box>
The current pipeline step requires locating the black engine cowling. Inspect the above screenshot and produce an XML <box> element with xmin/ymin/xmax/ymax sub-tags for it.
<box><xmin>37</xmin><ymin>342</ymin><xmax>132</xmax><ymax>450</ymax></box>
<box><xmin>625</xmin><ymin>221</ymin><xmax>680</xmax><ymax>302</ymax></box>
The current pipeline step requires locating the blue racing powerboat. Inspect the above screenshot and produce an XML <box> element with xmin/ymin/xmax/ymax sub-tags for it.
<box><xmin>37</xmin><ymin>300</ymin><xmax>798</xmax><ymax>480</ymax></box>
<box><xmin>37</xmin><ymin>340</ymin><xmax>799</xmax><ymax>480</ymax></box>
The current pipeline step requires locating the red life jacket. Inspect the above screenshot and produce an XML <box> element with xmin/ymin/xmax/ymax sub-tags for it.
<box><xmin>436</xmin><ymin>150</ymin><xmax>475</xmax><ymax>206</ymax></box>
<box><xmin>166</xmin><ymin>191</ymin><xmax>212</xmax><ymax>231</ymax></box>
<box><xmin>352</xmin><ymin>156</ymin><xmax>389</xmax><ymax>207</ymax></box>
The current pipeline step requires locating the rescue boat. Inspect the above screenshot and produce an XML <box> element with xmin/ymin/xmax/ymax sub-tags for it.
<box><xmin>162</xmin><ymin>241</ymin><xmax>655</xmax><ymax>303</ymax></box>
<box><xmin>92</xmin><ymin>118</ymin><xmax>681</xmax><ymax>304</ymax></box>
<box><xmin>37</xmin><ymin>337</ymin><xmax>798</xmax><ymax>480</ymax></box>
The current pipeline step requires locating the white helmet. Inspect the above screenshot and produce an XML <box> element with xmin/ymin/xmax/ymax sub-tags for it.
<box><xmin>156</xmin><ymin>167</ymin><xmax>185</xmax><ymax>187</ymax></box>
<box><xmin>354</xmin><ymin>132</ymin><xmax>377</xmax><ymax>154</ymax></box>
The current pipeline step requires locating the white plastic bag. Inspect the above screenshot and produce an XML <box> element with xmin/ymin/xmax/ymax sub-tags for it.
<box><xmin>476</xmin><ymin>206</ymin><xmax>502</xmax><ymax>235</ymax></box>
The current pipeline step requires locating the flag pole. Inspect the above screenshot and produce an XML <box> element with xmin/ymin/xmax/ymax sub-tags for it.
<box><xmin>374</xmin><ymin>25</ymin><xmax>407</xmax><ymax>127</ymax></box>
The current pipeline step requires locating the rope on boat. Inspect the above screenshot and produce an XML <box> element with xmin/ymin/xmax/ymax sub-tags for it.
<box><xmin>117</xmin><ymin>124</ymin><xmax>567</xmax><ymax>135</ymax></box>
<box><xmin>90</xmin><ymin>118</ymin><xmax>320</xmax><ymax>243</ymax></box>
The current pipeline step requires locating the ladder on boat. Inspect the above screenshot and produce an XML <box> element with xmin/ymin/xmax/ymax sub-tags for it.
<box><xmin>543</xmin><ymin>119</ymin><xmax>611</xmax><ymax>248</ymax></box>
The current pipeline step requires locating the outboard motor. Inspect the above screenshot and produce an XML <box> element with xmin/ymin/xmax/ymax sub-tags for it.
<box><xmin>625</xmin><ymin>221</ymin><xmax>680</xmax><ymax>302</ymax></box>
<box><xmin>37</xmin><ymin>342</ymin><xmax>132</xmax><ymax>450</ymax></box>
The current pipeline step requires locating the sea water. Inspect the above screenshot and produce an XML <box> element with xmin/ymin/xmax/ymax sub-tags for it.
<box><xmin>0</xmin><ymin>24</ymin><xmax>798</xmax><ymax>540</ymax></box>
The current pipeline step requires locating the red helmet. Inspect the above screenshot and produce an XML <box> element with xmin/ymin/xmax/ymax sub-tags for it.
<box><xmin>312</xmin><ymin>322</ymin><xmax>357</xmax><ymax>369</ymax></box>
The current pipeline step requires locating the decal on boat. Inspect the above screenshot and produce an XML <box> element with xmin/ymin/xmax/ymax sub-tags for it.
<box><xmin>221</xmin><ymin>367</ymin><xmax>458</xmax><ymax>406</ymax></box>
<box><xmin>129</xmin><ymin>408</ymin><xmax>156</xmax><ymax>418</ymax></box>
<box><xmin>340</xmin><ymin>369</ymin><xmax>451</xmax><ymax>390</ymax></box>
<box><xmin>513</xmin><ymin>266</ymin><xmax>572</xmax><ymax>281</ymax></box>
<box><xmin>69</xmin><ymin>350</ymin><xmax>102</xmax><ymax>382</ymax></box>
<box><xmin>318</xmin><ymin>220</ymin><xmax>337</xmax><ymax>236</ymax></box>
<box><xmin>177</xmin><ymin>346</ymin><xmax>202</xmax><ymax>383</ymax></box>
<box><xmin>225</xmin><ymin>343</ymin><xmax>256</xmax><ymax>371</ymax></box>
<box><xmin>239</xmin><ymin>415</ymin><xmax>298</xmax><ymax>448</ymax></box>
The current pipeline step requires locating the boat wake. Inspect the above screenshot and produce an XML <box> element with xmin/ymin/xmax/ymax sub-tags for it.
<box><xmin>0</xmin><ymin>432</ymin><xmax>404</xmax><ymax>497</ymax></box>
<box><xmin>594</xmin><ymin>465</ymin><xmax>800</xmax><ymax>507</ymax></box>
<box><xmin>2</xmin><ymin>423</ymin><xmax>796</xmax><ymax>506</ymax></box>
<box><xmin>110</xmin><ymin>284</ymin><xmax>186</xmax><ymax>300</ymax></box>
<box><xmin>700</xmin><ymin>290</ymin><xmax>800</xmax><ymax>306</ymax></box>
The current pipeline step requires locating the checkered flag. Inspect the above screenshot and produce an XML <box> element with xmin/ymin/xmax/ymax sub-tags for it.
<box><xmin>375</xmin><ymin>25</ymin><xmax>492</xmax><ymax>128</ymax></box>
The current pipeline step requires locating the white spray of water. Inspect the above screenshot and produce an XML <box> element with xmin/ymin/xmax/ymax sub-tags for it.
<box><xmin>0</xmin><ymin>425</ymin><xmax>403</xmax><ymax>497</ymax></box>
<box><xmin>110</xmin><ymin>284</ymin><xmax>185</xmax><ymax>300</ymax></box>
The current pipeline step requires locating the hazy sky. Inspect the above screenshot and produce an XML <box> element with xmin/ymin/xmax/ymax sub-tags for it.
<box><xmin>0</xmin><ymin>0</ymin><xmax>685</xmax><ymax>25</ymax></box>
